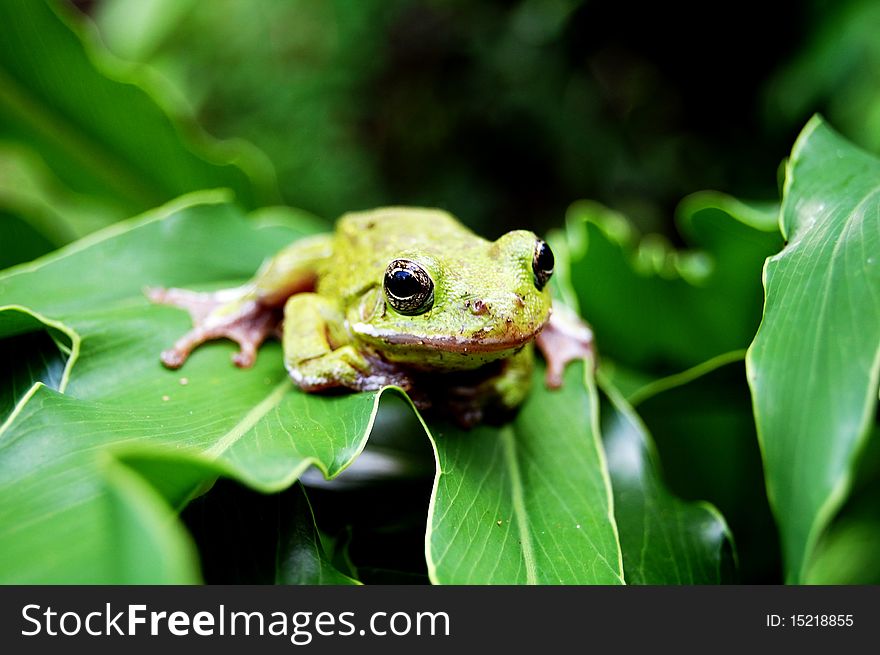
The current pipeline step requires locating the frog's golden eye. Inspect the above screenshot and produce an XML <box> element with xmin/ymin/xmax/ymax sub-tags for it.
<box><xmin>532</xmin><ymin>239</ymin><xmax>554</xmax><ymax>290</ymax></box>
<box><xmin>384</xmin><ymin>259</ymin><xmax>434</xmax><ymax>315</ymax></box>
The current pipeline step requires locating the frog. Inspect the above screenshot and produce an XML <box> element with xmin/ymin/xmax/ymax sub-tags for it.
<box><xmin>147</xmin><ymin>207</ymin><xmax>594</xmax><ymax>425</ymax></box>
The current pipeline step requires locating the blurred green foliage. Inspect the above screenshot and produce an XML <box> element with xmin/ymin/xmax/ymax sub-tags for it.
<box><xmin>90</xmin><ymin>0</ymin><xmax>851</xmax><ymax>236</ymax></box>
<box><xmin>5</xmin><ymin>0</ymin><xmax>877</xmax><ymax>243</ymax></box>
<box><xmin>0</xmin><ymin>0</ymin><xmax>277</xmax><ymax>266</ymax></box>
<box><xmin>764</xmin><ymin>0</ymin><xmax>880</xmax><ymax>153</ymax></box>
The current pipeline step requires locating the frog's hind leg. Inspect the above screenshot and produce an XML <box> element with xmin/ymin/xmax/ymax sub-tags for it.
<box><xmin>147</xmin><ymin>287</ymin><xmax>280</xmax><ymax>369</ymax></box>
<box><xmin>439</xmin><ymin>345</ymin><xmax>534</xmax><ymax>427</ymax></box>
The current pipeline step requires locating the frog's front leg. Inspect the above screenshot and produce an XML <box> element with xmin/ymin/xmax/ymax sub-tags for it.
<box><xmin>536</xmin><ymin>302</ymin><xmax>595</xmax><ymax>387</ymax></box>
<box><xmin>148</xmin><ymin>235</ymin><xmax>331</xmax><ymax>369</ymax></box>
<box><xmin>148</xmin><ymin>287</ymin><xmax>280</xmax><ymax>368</ymax></box>
<box><xmin>283</xmin><ymin>293</ymin><xmax>413</xmax><ymax>392</ymax></box>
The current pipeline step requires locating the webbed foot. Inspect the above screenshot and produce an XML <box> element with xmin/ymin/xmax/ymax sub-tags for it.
<box><xmin>146</xmin><ymin>286</ymin><xmax>280</xmax><ymax>369</ymax></box>
<box><xmin>536</xmin><ymin>303</ymin><xmax>596</xmax><ymax>388</ymax></box>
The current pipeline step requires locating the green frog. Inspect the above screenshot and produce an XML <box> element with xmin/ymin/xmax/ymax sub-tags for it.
<box><xmin>148</xmin><ymin>207</ymin><xmax>593</xmax><ymax>425</ymax></box>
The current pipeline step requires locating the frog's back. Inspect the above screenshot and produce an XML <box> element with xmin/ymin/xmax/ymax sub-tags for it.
<box><xmin>336</xmin><ymin>207</ymin><xmax>476</xmax><ymax>251</ymax></box>
<box><xmin>323</xmin><ymin>207</ymin><xmax>485</xmax><ymax>300</ymax></box>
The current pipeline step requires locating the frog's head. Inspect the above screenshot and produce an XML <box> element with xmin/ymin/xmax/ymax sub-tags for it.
<box><xmin>350</xmin><ymin>229</ymin><xmax>554</xmax><ymax>370</ymax></box>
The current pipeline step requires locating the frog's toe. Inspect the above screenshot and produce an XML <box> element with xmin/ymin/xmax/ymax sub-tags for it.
<box><xmin>159</xmin><ymin>326</ymin><xmax>210</xmax><ymax>369</ymax></box>
<box><xmin>158</xmin><ymin>319</ymin><xmax>272</xmax><ymax>370</ymax></box>
<box><xmin>146</xmin><ymin>286</ymin><xmax>221</xmax><ymax>322</ymax></box>
<box><xmin>160</xmin><ymin>347</ymin><xmax>188</xmax><ymax>369</ymax></box>
<box><xmin>226</xmin><ymin>310</ymin><xmax>278</xmax><ymax>368</ymax></box>
<box><xmin>146</xmin><ymin>286</ymin><xmax>183</xmax><ymax>306</ymax></box>
<box><xmin>231</xmin><ymin>341</ymin><xmax>257</xmax><ymax>368</ymax></box>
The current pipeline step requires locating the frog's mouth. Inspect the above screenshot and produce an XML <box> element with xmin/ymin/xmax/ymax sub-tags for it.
<box><xmin>350</xmin><ymin>320</ymin><xmax>547</xmax><ymax>353</ymax></box>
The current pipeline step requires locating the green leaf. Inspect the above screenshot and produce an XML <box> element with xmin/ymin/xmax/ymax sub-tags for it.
<box><xmin>101</xmin><ymin>455</ymin><xmax>202</xmax><ymax>584</ymax></box>
<box><xmin>805</xmin><ymin>427</ymin><xmax>880</xmax><ymax>584</ymax></box>
<box><xmin>805</xmin><ymin>479</ymin><xmax>880</xmax><ymax>585</ymax></box>
<box><xmin>275</xmin><ymin>483</ymin><xmax>360</xmax><ymax>585</ymax></box>
<box><xmin>805</xmin><ymin>520</ymin><xmax>880</xmax><ymax>585</ymax></box>
<box><xmin>425</xmin><ymin>360</ymin><xmax>625</xmax><ymax>585</ymax></box>
<box><xmin>598</xmin><ymin>378</ymin><xmax>735</xmax><ymax>584</ymax></box>
<box><xmin>0</xmin><ymin>385</ymin><xmax>205</xmax><ymax>583</ymax></box>
<box><xmin>746</xmin><ymin>116</ymin><xmax>880</xmax><ymax>582</ymax></box>
<box><xmin>563</xmin><ymin>194</ymin><xmax>781</xmax><ymax>371</ymax></box>
<box><xmin>0</xmin><ymin>0</ymin><xmax>276</xmax><ymax>240</ymax></box>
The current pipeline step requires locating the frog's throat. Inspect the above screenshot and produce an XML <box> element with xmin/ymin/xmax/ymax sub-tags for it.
<box><xmin>349</xmin><ymin>320</ymin><xmax>547</xmax><ymax>353</ymax></box>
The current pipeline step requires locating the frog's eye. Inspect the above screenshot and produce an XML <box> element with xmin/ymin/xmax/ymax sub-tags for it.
<box><xmin>532</xmin><ymin>239</ymin><xmax>554</xmax><ymax>290</ymax></box>
<box><xmin>384</xmin><ymin>259</ymin><xmax>435</xmax><ymax>315</ymax></box>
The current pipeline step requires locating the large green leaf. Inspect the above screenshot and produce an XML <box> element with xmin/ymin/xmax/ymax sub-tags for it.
<box><xmin>746</xmin><ymin>116</ymin><xmax>880</xmax><ymax>582</ymax></box>
<box><xmin>562</xmin><ymin>194</ymin><xmax>781</xmax><ymax>372</ymax></box>
<box><xmin>425</xmin><ymin>361</ymin><xmax>624</xmax><ymax>585</ymax></box>
<box><xmin>0</xmin><ymin>0</ymin><xmax>276</xmax><ymax>240</ymax></box>
<box><xmin>598</xmin><ymin>379</ymin><xmax>734</xmax><ymax>584</ymax></box>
